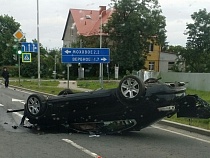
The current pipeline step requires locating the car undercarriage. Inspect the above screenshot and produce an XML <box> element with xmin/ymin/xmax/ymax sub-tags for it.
<box><xmin>7</xmin><ymin>75</ymin><xmax>210</xmax><ymax>134</ymax></box>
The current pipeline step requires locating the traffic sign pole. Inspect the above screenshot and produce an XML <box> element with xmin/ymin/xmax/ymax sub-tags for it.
<box><xmin>37</xmin><ymin>0</ymin><xmax>40</xmax><ymax>87</ymax></box>
<box><xmin>61</xmin><ymin>48</ymin><xmax>110</xmax><ymax>89</ymax></box>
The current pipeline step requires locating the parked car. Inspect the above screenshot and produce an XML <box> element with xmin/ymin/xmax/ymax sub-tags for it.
<box><xmin>11</xmin><ymin>75</ymin><xmax>210</xmax><ymax>134</ymax></box>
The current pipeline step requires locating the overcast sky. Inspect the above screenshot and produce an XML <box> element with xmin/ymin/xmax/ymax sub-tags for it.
<box><xmin>1</xmin><ymin>0</ymin><xmax>210</xmax><ymax>49</ymax></box>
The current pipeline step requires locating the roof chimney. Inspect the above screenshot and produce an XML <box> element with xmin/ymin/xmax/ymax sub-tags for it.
<box><xmin>99</xmin><ymin>6</ymin><xmax>106</xmax><ymax>17</ymax></box>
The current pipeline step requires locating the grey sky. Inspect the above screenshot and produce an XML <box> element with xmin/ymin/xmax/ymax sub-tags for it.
<box><xmin>1</xmin><ymin>0</ymin><xmax>210</xmax><ymax>49</ymax></box>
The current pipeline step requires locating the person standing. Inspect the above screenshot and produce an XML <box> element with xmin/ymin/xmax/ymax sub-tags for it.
<box><xmin>2</xmin><ymin>67</ymin><xmax>9</xmax><ymax>88</ymax></box>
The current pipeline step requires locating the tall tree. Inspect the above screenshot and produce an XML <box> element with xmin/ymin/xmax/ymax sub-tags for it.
<box><xmin>104</xmin><ymin>0</ymin><xmax>166</xmax><ymax>74</ymax></box>
<box><xmin>0</xmin><ymin>15</ymin><xmax>21</xmax><ymax>66</ymax></box>
<box><xmin>184</xmin><ymin>9</ymin><xmax>210</xmax><ymax>72</ymax></box>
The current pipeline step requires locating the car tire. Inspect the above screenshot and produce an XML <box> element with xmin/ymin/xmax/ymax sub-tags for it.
<box><xmin>58</xmin><ymin>89</ymin><xmax>74</xmax><ymax>95</ymax></box>
<box><xmin>25</xmin><ymin>94</ymin><xmax>47</xmax><ymax>119</ymax></box>
<box><xmin>117</xmin><ymin>75</ymin><xmax>145</xmax><ymax>101</ymax></box>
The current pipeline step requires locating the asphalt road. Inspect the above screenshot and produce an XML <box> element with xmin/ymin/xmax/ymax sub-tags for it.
<box><xmin>0</xmin><ymin>86</ymin><xmax>210</xmax><ymax>158</ymax></box>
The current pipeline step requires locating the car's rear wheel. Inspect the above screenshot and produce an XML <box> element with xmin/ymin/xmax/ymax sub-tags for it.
<box><xmin>117</xmin><ymin>75</ymin><xmax>145</xmax><ymax>101</ymax></box>
<box><xmin>58</xmin><ymin>89</ymin><xmax>74</xmax><ymax>95</ymax></box>
<box><xmin>25</xmin><ymin>94</ymin><xmax>47</xmax><ymax>119</ymax></box>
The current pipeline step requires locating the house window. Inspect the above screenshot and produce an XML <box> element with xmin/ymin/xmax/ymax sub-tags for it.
<box><xmin>149</xmin><ymin>61</ymin><xmax>155</xmax><ymax>70</ymax></box>
<box><xmin>149</xmin><ymin>43</ymin><xmax>154</xmax><ymax>52</ymax></box>
<box><xmin>168</xmin><ymin>62</ymin><xmax>175</xmax><ymax>71</ymax></box>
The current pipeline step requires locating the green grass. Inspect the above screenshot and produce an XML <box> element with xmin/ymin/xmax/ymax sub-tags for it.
<box><xmin>10</xmin><ymin>80</ymin><xmax>65</xmax><ymax>95</ymax></box>
<box><xmin>10</xmin><ymin>79</ymin><xmax>210</xmax><ymax>130</ymax></box>
<box><xmin>77</xmin><ymin>80</ymin><xmax>119</xmax><ymax>90</ymax></box>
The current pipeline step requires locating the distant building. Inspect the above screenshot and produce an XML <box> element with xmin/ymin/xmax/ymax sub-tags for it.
<box><xmin>159</xmin><ymin>52</ymin><xmax>185</xmax><ymax>72</ymax></box>
<box><xmin>144</xmin><ymin>42</ymin><xmax>161</xmax><ymax>71</ymax></box>
<box><xmin>62</xmin><ymin>6</ymin><xmax>113</xmax><ymax>48</ymax></box>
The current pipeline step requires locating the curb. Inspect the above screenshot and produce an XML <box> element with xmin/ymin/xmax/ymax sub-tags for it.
<box><xmin>158</xmin><ymin>119</ymin><xmax>210</xmax><ymax>136</ymax></box>
<box><xmin>11</xmin><ymin>85</ymin><xmax>55</xmax><ymax>97</ymax></box>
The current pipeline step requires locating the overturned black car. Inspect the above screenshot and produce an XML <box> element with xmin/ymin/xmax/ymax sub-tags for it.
<box><xmin>16</xmin><ymin>76</ymin><xmax>210</xmax><ymax>134</ymax></box>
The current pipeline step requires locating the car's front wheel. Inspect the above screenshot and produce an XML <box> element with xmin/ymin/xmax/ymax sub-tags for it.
<box><xmin>117</xmin><ymin>75</ymin><xmax>145</xmax><ymax>101</ymax></box>
<box><xmin>25</xmin><ymin>94</ymin><xmax>47</xmax><ymax>119</ymax></box>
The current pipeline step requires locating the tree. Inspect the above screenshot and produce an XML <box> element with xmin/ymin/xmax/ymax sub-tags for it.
<box><xmin>0</xmin><ymin>15</ymin><xmax>21</xmax><ymax>66</ymax></box>
<box><xmin>183</xmin><ymin>9</ymin><xmax>210</xmax><ymax>72</ymax></box>
<box><xmin>104</xmin><ymin>0</ymin><xmax>167</xmax><ymax>74</ymax></box>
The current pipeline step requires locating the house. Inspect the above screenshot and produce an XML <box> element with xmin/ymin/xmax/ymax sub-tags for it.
<box><xmin>144</xmin><ymin>43</ymin><xmax>161</xmax><ymax>71</ymax></box>
<box><xmin>62</xmin><ymin>6</ymin><xmax>166</xmax><ymax>73</ymax></box>
<box><xmin>159</xmin><ymin>52</ymin><xmax>185</xmax><ymax>72</ymax></box>
<box><xmin>62</xmin><ymin>6</ymin><xmax>113</xmax><ymax>48</ymax></box>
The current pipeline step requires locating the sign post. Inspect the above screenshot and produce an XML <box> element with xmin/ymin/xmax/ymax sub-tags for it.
<box><xmin>61</xmin><ymin>48</ymin><xmax>110</xmax><ymax>88</ymax></box>
<box><xmin>18</xmin><ymin>50</ymin><xmax>22</xmax><ymax>85</ymax></box>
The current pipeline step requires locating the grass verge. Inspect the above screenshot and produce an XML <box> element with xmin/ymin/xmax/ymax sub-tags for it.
<box><xmin>10</xmin><ymin>80</ymin><xmax>64</xmax><ymax>95</ymax></box>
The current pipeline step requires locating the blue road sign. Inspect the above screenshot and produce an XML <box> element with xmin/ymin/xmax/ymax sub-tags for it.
<box><xmin>22</xmin><ymin>53</ymin><xmax>32</xmax><ymax>62</ymax></box>
<box><xmin>21</xmin><ymin>42</ymin><xmax>38</xmax><ymax>53</ymax></box>
<box><xmin>61</xmin><ymin>48</ymin><xmax>110</xmax><ymax>63</ymax></box>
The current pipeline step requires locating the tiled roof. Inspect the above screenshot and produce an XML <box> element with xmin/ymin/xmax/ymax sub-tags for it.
<box><xmin>63</xmin><ymin>6</ymin><xmax>113</xmax><ymax>38</ymax></box>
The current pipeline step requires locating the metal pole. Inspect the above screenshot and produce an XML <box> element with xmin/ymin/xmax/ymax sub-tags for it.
<box><xmin>67</xmin><ymin>64</ymin><xmax>70</xmax><ymax>89</ymax></box>
<box><xmin>79</xmin><ymin>39</ymin><xmax>82</xmax><ymax>79</ymax></box>
<box><xmin>54</xmin><ymin>55</ymin><xmax>57</xmax><ymax>80</ymax></box>
<box><xmin>37</xmin><ymin>0</ymin><xmax>40</xmax><ymax>87</ymax></box>
<box><xmin>99</xmin><ymin>10</ymin><xmax>105</xmax><ymax>89</ymax></box>
<box><xmin>18</xmin><ymin>54</ymin><xmax>20</xmax><ymax>85</ymax></box>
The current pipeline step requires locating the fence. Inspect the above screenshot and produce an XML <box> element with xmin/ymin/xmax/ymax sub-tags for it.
<box><xmin>135</xmin><ymin>71</ymin><xmax>210</xmax><ymax>91</ymax></box>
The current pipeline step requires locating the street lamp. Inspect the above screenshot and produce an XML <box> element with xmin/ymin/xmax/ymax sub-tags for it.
<box><xmin>37</xmin><ymin>0</ymin><xmax>40</xmax><ymax>87</ymax></box>
<box><xmin>99</xmin><ymin>9</ymin><xmax>107</xmax><ymax>89</ymax></box>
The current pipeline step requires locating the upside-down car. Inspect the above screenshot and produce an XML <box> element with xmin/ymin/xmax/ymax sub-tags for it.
<box><xmin>12</xmin><ymin>76</ymin><xmax>210</xmax><ymax>134</ymax></box>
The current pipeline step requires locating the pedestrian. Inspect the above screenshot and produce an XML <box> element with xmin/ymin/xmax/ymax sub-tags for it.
<box><xmin>2</xmin><ymin>67</ymin><xmax>9</xmax><ymax>88</ymax></box>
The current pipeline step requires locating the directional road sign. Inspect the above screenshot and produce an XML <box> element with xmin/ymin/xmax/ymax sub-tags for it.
<box><xmin>61</xmin><ymin>48</ymin><xmax>110</xmax><ymax>63</ymax></box>
<box><xmin>21</xmin><ymin>42</ymin><xmax>38</xmax><ymax>53</ymax></box>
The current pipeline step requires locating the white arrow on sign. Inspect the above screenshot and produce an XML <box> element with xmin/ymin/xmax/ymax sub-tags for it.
<box><xmin>12</xmin><ymin>98</ymin><xmax>25</xmax><ymax>104</ymax></box>
<box><xmin>65</xmin><ymin>50</ymin><xmax>71</xmax><ymax>54</ymax></box>
<box><xmin>101</xmin><ymin>57</ymin><xmax>107</xmax><ymax>61</ymax></box>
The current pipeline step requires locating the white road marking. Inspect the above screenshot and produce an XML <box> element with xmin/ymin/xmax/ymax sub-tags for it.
<box><xmin>12</xmin><ymin>98</ymin><xmax>25</xmax><ymax>104</ymax></box>
<box><xmin>13</xmin><ymin>112</ymin><xmax>24</xmax><ymax>118</ymax></box>
<box><xmin>12</xmin><ymin>112</ymin><xmax>29</xmax><ymax>121</ymax></box>
<box><xmin>152</xmin><ymin>125</ymin><xmax>210</xmax><ymax>144</ymax></box>
<box><xmin>0</xmin><ymin>104</ymin><xmax>4</xmax><ymax>106</ymax></box>
<box><xmin>62</xmin><ymin>139</ymin><xmax>102</xmax><ymax>158</ymax></box>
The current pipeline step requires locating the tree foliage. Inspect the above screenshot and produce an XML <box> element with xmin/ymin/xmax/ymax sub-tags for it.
<box><xmin>104</xmin><ymin>0</ymin><xmax>167</xmax><ymax>74</ymax></box>
<box><xmin>0</xmin><ymin>15</ymin><xmax>21</xmax><ymax>66</ymax></box>
<box><xmin>183</xmin><ymin>9</ymin><xmax>210</xmax><ymax>72</ymax></box>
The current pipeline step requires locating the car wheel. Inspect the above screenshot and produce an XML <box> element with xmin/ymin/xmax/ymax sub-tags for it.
<box><xmin>117</xmin><ymin>75</ymin><xmax>145</xmax><ymax>101</ymax></box>
<box><xmin>25</xmin><ymin>94</ymin><xmax>47</xmax><ymax>119</ymax></box>
<box><xmin>58</xmin><ymin>89</ymin><xmax>74</xmax><ymax>95</ymax></box>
